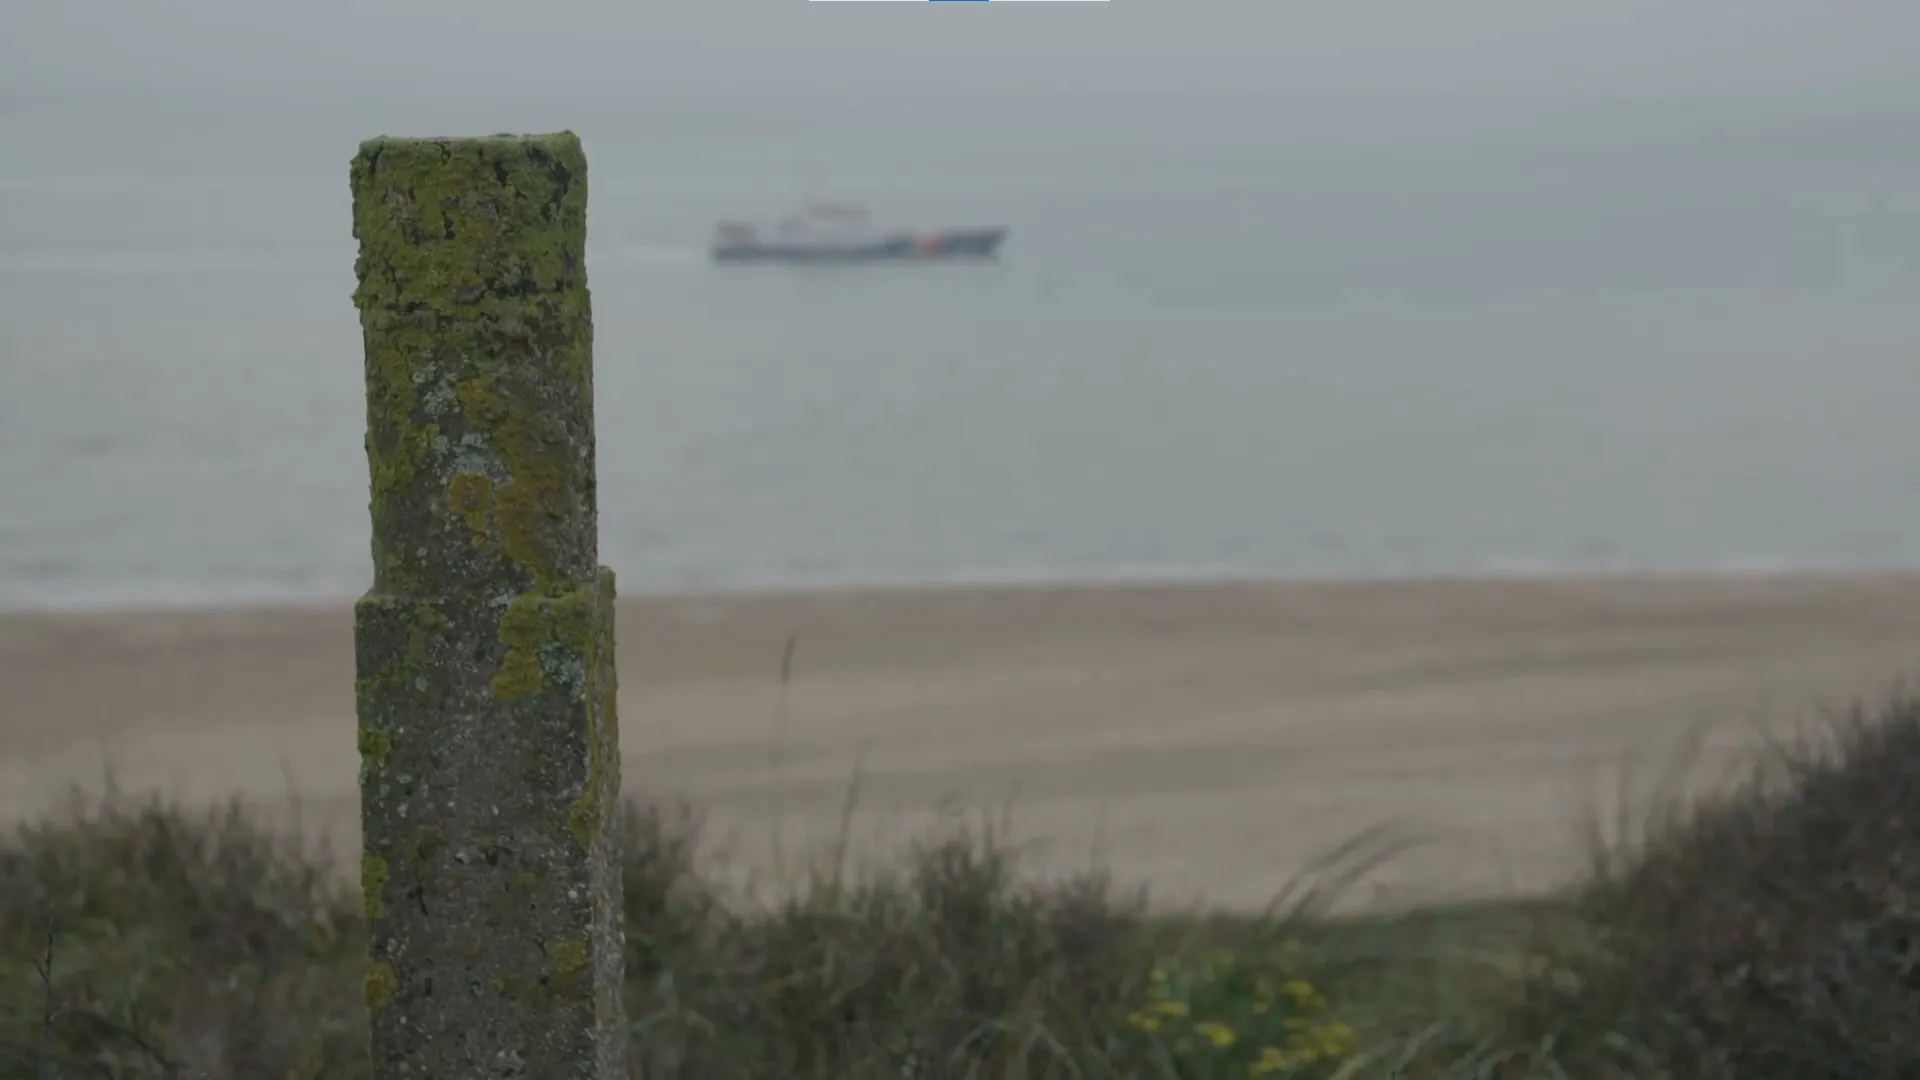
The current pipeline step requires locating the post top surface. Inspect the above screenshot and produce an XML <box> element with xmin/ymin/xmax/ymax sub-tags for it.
<box><xmin>356</xmin><ymin>131</ymin><xmax>581</xmax><ymax>157</ymax></box>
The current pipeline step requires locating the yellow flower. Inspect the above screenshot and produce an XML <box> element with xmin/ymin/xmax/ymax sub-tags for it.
<box><xmin>1279</xmin><ymin>978</ymin><xmax>1329</xmax><ymax>1010</ymax></box>
<box><xmin>1313</xmin><ymin>1020</ymin><xmax>1356</xmax><ymax>1056</ymax></box>
<box><xmin>1150</xmin><ymin>965</ymin><xmax>1169</xmax><ymax>983</ymax></box>
<box><xmin>1152</xmin><ymin>999</ymin><xmax>1190</xmax><ymax>1018</ymax></box>
<box><xmin>1195</xmin><ymin>1021</ymin><xmax>1236</xmax><ymax>1049</ymax></box>
<box><xmin>1125</xmin><ymin>1010</ymin><xmax>1162</xmax><ymax>1034</ymax></box>
<box><xmin>1249</xmin><ymin>1046</ymin><xmax>1292</xmax><ymax>1077</ymax></box>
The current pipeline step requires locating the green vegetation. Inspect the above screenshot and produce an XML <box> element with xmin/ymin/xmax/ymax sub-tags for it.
<box><xmin>6</xmin><ymin>694</ymin><xmax>1920</xmax><ymax>1078</ymax></box>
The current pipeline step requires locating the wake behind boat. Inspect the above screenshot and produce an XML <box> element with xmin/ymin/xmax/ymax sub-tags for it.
<box><xmin>711</xmin><ymin>203</ymin><xmax>1007</xmax><ymax>264</ymax></box>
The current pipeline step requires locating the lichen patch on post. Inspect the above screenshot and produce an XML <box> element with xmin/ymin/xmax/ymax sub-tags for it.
<box><xmin>363</xmin><ymin>960</ymin><xmax>396</xmax><ymax>1009</ymax></box>
<box><xmin>567</xmin><ymin>570</ymin><xmax>619</xmax><ymax>852</ymax></box>
<box><xmin>351</xmin><ymin>131</ymin><xmax>625</xmax><ymax>1079</ymax></box>
<box><xmin>357</xmin><ymin>727</ymin><xmax>391</xmax><ymax>764</ymax></box>
<box><xmin>446</xmin><ymin>472</ymin><xmax>495</xmax><ymax>548</ymax></box>
<box><xmin>491</xmin><ymin>586</ymin><xmax>594</xmax><ymax>700</ymax></box>
<box><xmin>361</xmin><ymin>856</ymin><xmax>388</xmax><ymax>920</ymax></box>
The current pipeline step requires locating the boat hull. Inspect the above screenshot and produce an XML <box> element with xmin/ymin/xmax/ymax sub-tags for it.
<box><xmin>711</xmin><ymin>228</ymin><xmax>1007</xmax><ymax>264</ymax></box>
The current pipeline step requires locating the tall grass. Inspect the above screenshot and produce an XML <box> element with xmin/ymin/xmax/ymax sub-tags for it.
<box><xmin>6</xmin><ymin>693</ymin><xmax>1920</xmax><ymax>1078</ymax></box>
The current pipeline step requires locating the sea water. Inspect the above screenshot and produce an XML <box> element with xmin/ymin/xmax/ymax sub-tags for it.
<box><xmin>4</xmin><ymin>96</ymin><xmax>1919</xmax><ymax>611</ymax></box>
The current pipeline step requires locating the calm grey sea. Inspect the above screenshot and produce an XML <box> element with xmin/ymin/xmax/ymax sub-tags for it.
<box><xmin>4</xmin><ymin>99</ymin><xmax>1920</xmax><ymax>611</ymax></box>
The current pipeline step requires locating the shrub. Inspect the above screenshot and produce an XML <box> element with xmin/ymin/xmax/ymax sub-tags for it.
<box><xmin>620</xmin><ymin>809</ymin><xmax>1164</xmax><ymax>1078</ymax></box>
<box><xmin>0</xmin><ymin>790</ymin><xmax>1371</xmax><ymax>1080</ymax></box>
<box><xmin>37</xmin><ymin>692</ymin><xmax>1920</xmax><ymax>1079</ymax></box>
<box><xmin>0</xmin><ymin>793</ymin><xmax>366</xmax><ymax>1079</ymax></box>
<box><xmin>1499</xmin><ymin>695</ymin><xmax>1920</xmax><ymax>1079</ymax></box>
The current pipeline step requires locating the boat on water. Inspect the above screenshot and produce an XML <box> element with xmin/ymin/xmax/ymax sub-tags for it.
<box><xmin>710</xmin><ymin>203</ymin><xmax>1008</xmax><ymax>264</ymax></box>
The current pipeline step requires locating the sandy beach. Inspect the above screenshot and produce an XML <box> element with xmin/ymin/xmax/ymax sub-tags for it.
<box><xmin>5</xmin><ymin>576</ymin><xmax>1920</xmax><ymax>910</ymax></box>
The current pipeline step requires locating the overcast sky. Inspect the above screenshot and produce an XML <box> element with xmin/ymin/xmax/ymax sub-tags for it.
<box><xmin>8</xmin><ymin>0</ymin><xmax>1916</xmax><ymax>106</ymax></box>
<box><xmin>3</xmin><ymin>0</ymin><xmax>1916</xmax><ymax>184</ymax></box>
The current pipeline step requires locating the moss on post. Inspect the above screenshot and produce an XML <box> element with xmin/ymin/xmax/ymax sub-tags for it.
<box><xmin>349</xmin><ymin>132</ymin><xmax>626</xmax><ymax>1079</ymax></box>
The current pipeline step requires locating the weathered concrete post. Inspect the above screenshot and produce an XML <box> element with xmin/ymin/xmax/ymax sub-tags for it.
<box><xmin>349</xmin><ymin>132</ymin><xmax>626</xmax><ymax>1078</ymax></box>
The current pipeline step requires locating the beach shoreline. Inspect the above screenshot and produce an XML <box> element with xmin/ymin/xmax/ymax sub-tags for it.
<box><xmin>0</xmin><ymin>563</ymin><xmax>1898</xmax><ymax>620</ymax></box>
<box><xmin>7</xmin><ymin>573</ymin><xmax>1920</xmax><ymax>911</ymax></box>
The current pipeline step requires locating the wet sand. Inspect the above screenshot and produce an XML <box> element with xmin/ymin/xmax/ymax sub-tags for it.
<box><xmin>5</xmin><ymin>576</ymin><xmax>1918</xmax><ymax>910</ymax></box>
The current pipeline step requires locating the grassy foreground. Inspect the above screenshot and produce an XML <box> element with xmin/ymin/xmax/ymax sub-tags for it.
<box><xmin>6</xmin><ymin>696</ymin><xmax>1920</xmax><ymax>1079</ymax></box>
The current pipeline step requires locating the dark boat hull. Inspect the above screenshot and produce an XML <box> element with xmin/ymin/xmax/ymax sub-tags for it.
<box><xmin>711</xmin><ymin>227</ymin><xmax>1007</xmax><ymax>264</ymax></box>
